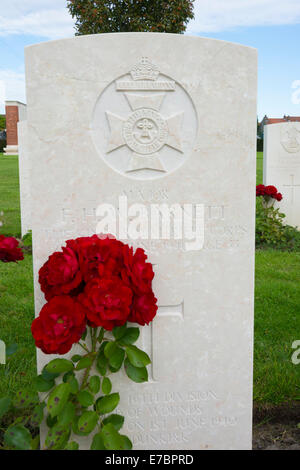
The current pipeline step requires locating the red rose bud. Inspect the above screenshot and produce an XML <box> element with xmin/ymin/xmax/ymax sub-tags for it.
<box><xmin>31</xmin><ymin>296</ymin><xmax>86</xmax><ymax>355</ymax></box>
<box><xmin>276</xmin><ymin>192</ymin><xmax>283</xmax><ymax>201</ymax></box>
<box><xmin>78</xmin><ymin>277</ymin><xmax>133</xmax><ymax>330</ymax></box>
<box><xmin>0</xmin><ymin>235</ymin><xmax>24</xmax><ymax>263</ymax></box>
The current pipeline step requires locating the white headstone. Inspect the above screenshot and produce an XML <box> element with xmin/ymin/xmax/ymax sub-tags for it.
<box><xmin>264</xmin><ymin>122</ymin><xmax>300</xmax><ymax>228</ymax></box>
<box><xmin>25</xmin><ymin>33</ymin><xmax>257</xmax><ymax>450</ymax></box>
<box><xmin>18</xmin><ymin>120</ymin><xmax>31</xmax><ymax>237</ymax></box>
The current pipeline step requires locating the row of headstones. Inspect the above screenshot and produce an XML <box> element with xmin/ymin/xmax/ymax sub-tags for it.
<box><xmin>16</xmin><ymin>32</ymin><xmax>262</xmax><ymax>449</ymax></box>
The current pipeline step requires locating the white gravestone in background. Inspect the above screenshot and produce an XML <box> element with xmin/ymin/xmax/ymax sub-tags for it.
<box><xmin>264</xmin><ymin>122</ymin><xmax>300</xmax><ymax>228</ymax></box>
<box><xmin>25</xmin><ymin>33</ymin><xmax>257</xmax><ymax>450</ymax></box>
<box><xmin>18</xmin><ymin>120</ymin><xmax>31</xmax><ymax>237</ymax></box>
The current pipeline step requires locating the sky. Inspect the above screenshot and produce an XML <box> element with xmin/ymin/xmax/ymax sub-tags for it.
<box><xmin>0</xmin><ymin>0</ymin><xmax>300</xmax><ymax>119</ymax></box>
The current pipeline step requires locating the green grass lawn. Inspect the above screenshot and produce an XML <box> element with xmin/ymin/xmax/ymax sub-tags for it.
<box><xmin>0</xmin><ymin>153</ymin><xmax>299</xmax><ymax>404</ymax></box>
<box><xmin>0</xmin><ymin>154</ymin><xmax>21</xmax><ymax>237</ymax></box>
<box><xmin>257</xmin><ymin>151</ymin><xmax>263</xmax><ymax>185</ymax></box>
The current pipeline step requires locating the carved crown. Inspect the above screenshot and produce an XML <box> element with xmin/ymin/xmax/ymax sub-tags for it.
<box><xmin>131</xmin><ymin>57</ymin><xmax>159</xmax><ymax>81</ymax></box>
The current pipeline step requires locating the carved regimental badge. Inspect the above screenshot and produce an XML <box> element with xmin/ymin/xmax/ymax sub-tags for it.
<box><xmin>281</xmin><ymin>125</ymin><xmax>300</xmax><ymax>154</ymax></box>
<box><xmin>92</xmin><ymin>57</ymin><xmax>197</xmax><ymax>180</ymax></box>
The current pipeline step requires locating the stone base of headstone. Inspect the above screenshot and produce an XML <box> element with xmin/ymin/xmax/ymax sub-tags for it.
<box><xmin>4</xmin><ymin>145</ymin><xmax>18</xmax><ymax>155</ymax></box>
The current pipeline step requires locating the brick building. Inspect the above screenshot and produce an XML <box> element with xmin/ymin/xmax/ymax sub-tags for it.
<box><xmin>4</xmin><ymin>101</ymin><xmax>27</xmax><ymax>155</ymax></box>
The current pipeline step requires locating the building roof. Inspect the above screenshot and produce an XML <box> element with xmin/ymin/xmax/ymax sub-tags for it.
<box><xmin>263</xmin><ymin>116</ymin><xmax>300</xmax><ymax>125</ymax></box>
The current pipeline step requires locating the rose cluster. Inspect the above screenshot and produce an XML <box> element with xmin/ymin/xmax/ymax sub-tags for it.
<box><xmin>31</xmin><ymin>235</ymin><xmax>158</xmax><ymax>355</ymax></box>
<box><xmin>0</xmin><ymin>235</ymin><xmax>24</xmax><ymax>263</ymax></box>
<box><xmin>256</xmin><ymin>184</ymin><xmax>283</xmax><ymax>201</ymax></box>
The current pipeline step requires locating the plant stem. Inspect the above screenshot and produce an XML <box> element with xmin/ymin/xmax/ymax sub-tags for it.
<box><xmin>79</xmin><ymin>327</ymin><xmax>98</xmax><ymax>391</ymax></box>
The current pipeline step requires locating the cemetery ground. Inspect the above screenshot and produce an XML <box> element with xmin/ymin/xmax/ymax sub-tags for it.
<box><xmin>0</xmin><ymin>153</ymin><xmax>299</xmax><ymax>449</ymax></box>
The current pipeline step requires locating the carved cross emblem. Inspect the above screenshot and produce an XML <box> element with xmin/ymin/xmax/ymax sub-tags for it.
<box><xmin>105</xmin><ymin>58</ymin><xmax>184</xmax><ymax>173</ymax></box>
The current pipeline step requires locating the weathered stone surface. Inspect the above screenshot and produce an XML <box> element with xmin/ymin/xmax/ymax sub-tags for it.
<box><xmin>25</xmin><ymin>33</ymin><xmax>257</xmax><ymax>450</ymax></box>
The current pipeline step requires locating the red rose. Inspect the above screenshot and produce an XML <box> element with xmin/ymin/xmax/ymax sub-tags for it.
<box><xmin>276</xmin><ymin>192</ymin><xmax>283</xmax><ymax>201</ymax></box>
<box><xmin>0</xmin><ymin>235</ymin><xmax>24</xmax><ymax>263</ymax></box>
<box><xmin>79</xmin><ymin>277</ymin><xmax>132</xmax><ymax>330</ymax></box>
<box><xmin>128</xmin><ymin>292</ymin><xmax>158</xmax><ymax>326</ymax></box>
<box><xmin>265</xmin><ymin>185</ymin><xmax>278</xmax><ymax>196</ymax></box>
<box><xmin>31</xmin><ymin>296</ymin><xmax>86</xmax><ymax>355</ymax></box>
<box><xmin>122</xmin><ymin>247</ymin><xmax>154</xmax><ymax>295</ymax></box>
<box><xmin>256</xmin><ymin>184</ymin><xmax>265</xmax><ymax>197</ymax></box>
<box><xmin>39</xmin><ymin>247</ymin><xmax>82</xmax><ymax>301</ymax></box>
<box><xmin>67</xmin><ymin>235</ymin><xmax>124</xmax><ymax>283</ymax></box>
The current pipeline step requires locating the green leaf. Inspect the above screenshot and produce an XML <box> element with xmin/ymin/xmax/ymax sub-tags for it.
<box><xmin>72</xmin><ymin>415</ymin><xmax>90</xmax><ymax>436</ymax></box>
<box><xmin>77</xmin><ymin>390</ymin><xmax>94</xmax><ymax>407</ymax></box>
<box><xmin>112</xmin><ymin>324</ymin><xmax>127</xmax><ymax>340</ymax></box>
<box><xmin>75</xmin><ymin>356</ymin><xmax>94</xmax><ymax>371</ymax></box>
<box><xmin>104</xmin><ymin>341</ymin><xmax>117</xmax><ymax>359</ymax></box>
<box><xmin>78</xmin><ymin>411</ymin><xmax>98</xmax><ymax>433</ymax></box>
<box><xmin>31</xmin><ymin>434</ymin><xmax>40</xmax><ymax>450</ymax></box>
<box><xmin>101</xmin><ymin>423</ymin><xmax>124</xmax><ymax>450</ymax></box>
<box><xmin>63</xmin><ymin>371</ymin><xmax>79</xmax><ymax>394</ymax></box>
<box><xmin>89</xmin><ymin>375</ymin><xmax>101</xmax><ymax>394</ymax></box>
<box><xmin>119</xmin><ymin>327</ymin><xmax>140</xmax><ymax>345</ymax></box>
<box><xmin>30</xmin><ymin>403</ymin><xmax>46</xmax><ymax>427</ymax></box>
<box><xmin>41</xmin><ymin>366</ymin><xmax>59</xmax><ymax>381</ymax></box>
<box><xmin>102</xmin><ymin>414</ymin><xmax>124</xmax><ymax>431</ymax></box>
<box><xmin>71</xmin><ymin>354</ymin><xmax>82</xmax><ymax>363</ymax></box>
<box><xmin>97</xmin><ymin>328</ymin><xmax>104</xmax><ymax>343</ymax></box>
<box><xmin>64</xmin><ymin>441</ymin><xmax>79</xmax><ymax>450</ymax></box>
<box><xmin>109</xmin><ymin>346</ymin><xmax>125</xmax><ymax>371</ymax></box>
<box><xmin>121</xmin><ymin>434</ymin><xmax>133</xmax><ymax>450</ymax></box>
<box><xmin>125</xmin><ymin>345</ymin><xmax>151</xmax><ymax>368</ymax></box>
<box><xmin>0</xmin><ymin>397</ymin><xmax>11</xmax><ymax>419</ymax></box>
<box><xmin>4</xmin><ymin>425</ymin><xmax>32</xmax><ymax>450</ymax></box>
<box><xmin>124</xmin><ymin>358</ymin><xmax>148</xmax><ymax>383</ymax></box>
<box><xmin>102</xmin><ymin>377</ymin><xmax>112</xmax><ymax>395</ymax></box>
<box><xmin>91</xmin><ymin>432</ymin><xmax>106</xmax><ymax>450</ymax></box>
<box><xmin>96</xmin><ymin>352</ymin><xmax>108</xmax><ymax>376</ymax></box>
<box><xmin>96</xmin><ymin>393</ymin><xmax>120</xmax><ymax>415</ymax></box>
<box><xmin>46</xmin><ymin>358</ymin><xmax>74</xmax><ymax>374</ymax></box>
<box><xmin>45</xmin><ymin>423</ymin><xmax>70</xmax><ymax>450</ymax></box>
<box><xmin>33</xmin><ymin>375</ymin><xmax>55</xmax><ymax>392</ymax></box>
<box><xmin>57</xmin><ymin>402</ymin><xmax>76</xmax><ymax>427</ymax></box>
<box><xmin>47</xmin><ymin>383</ymin><xmax>71</xmax><ymax>418</ymax></box>
<box><xmin>46</xmin><ymin>414</ymin><xmax>57</xmax><ymax>428</ymax></box>
<box><xmin>6</xmin><ymin>343</ymin><xmax>18</xmax><ymax>357</ymax></box>
<box><xmin>14</xmin><ymin>390</ymin><xmax>38</xmax><ymax>409</ymax></box>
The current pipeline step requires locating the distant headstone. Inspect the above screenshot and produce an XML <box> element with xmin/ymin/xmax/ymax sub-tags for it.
<box><xmin>264</xmin><ymin>122</ymin><xmax>300</xmax><ymax>228</ymax></box>
<box><xmin>4</xmin><ymin>101</ymin><xmax>27</xmax><ymax>155</ymax></box>
<box><xmin>18</xmin><ymin>120</ymin><xmax>31</xmax><ymax>237</ymax></box>
<box><xmin>25</xmin><ymin>33</ymin><xmax>257</xmax><ymax>450</ymax></box>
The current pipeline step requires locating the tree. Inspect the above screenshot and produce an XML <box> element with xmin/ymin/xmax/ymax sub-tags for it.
<box><xmin>0</xmin><ymin>115</ymin><xmax>6</xmax><ymax>131</ymax></box>
<box><xmin>66</xmin><ymin>0</ymin><xmax>195</xmax><ymax>35</ymax></box>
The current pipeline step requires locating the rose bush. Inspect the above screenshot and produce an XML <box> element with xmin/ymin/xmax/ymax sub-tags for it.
<box><xmin>0</xmin><ymin>235</ymin><xmax>157</xmax><ymax>450</ymax></box>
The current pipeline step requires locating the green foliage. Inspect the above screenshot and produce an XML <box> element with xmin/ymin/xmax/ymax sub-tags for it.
<box><xmin>0</xmin><ymin>115</ymin><xmax>6</xmax><ymax>131</ymax></box>
<box><xmin>4</xmin><ymin>424</ymin><xmax>32</xmax><ymax>450</ymax></box>
<box><xmin>124</xmin><ymin>358</ymin><xmax>148</xmax><ymax>383</ymax></box>
<box><xmin>256</xmin><ymin>198</ymin><xmax>300</xmax><ymax>250</ymax></box>
<box><xmin>0</xmin><ymin>324</ymin><xmax>148</xmax><ymax>449</ymax></box>
<box><xmin>67</xmin><ymin>0</ymin><xmax>195</xmax><ymax>35</ymax></box>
